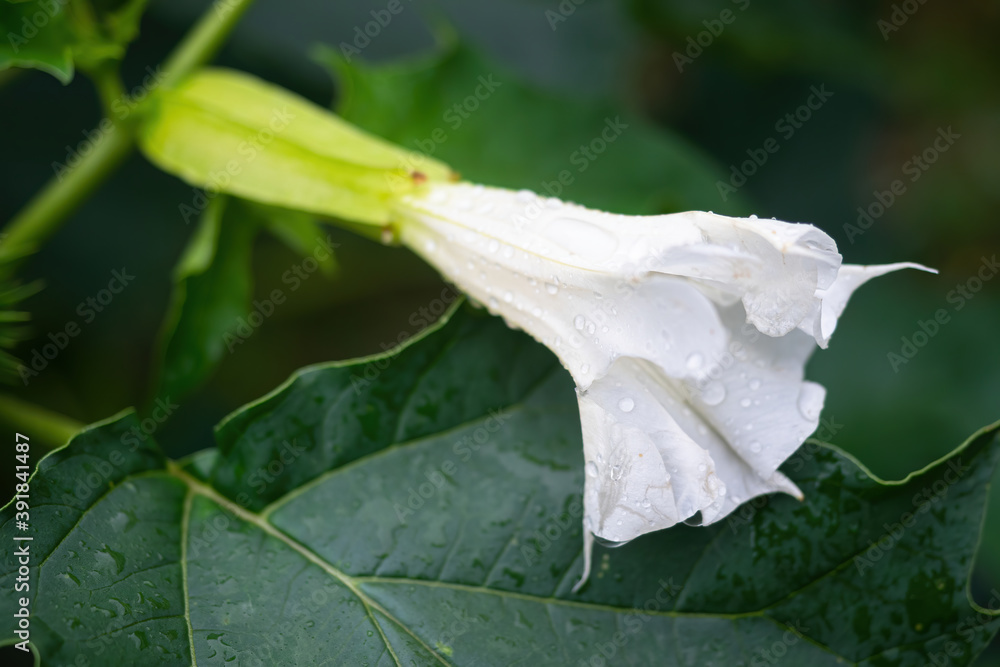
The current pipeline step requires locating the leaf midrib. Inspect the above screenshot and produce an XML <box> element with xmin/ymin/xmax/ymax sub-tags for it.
<box><xmin>168</xmin><ymin>463</ymin><xmax>451</xmax><ymax>666</ymax></box>
<box><xmin>157</xmin><ymin>464</ymin><xmax>863</xmax><ymax>666</ymax></box>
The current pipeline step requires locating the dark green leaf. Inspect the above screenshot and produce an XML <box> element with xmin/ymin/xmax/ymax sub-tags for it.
<box><xmin>3</xmin><ymin>307</ymin><xmax>998</xmax><ymax>665</ymax></box>
<box><xmin>154</xmin><ymin>195</ymin><xmax>258</xmax><ymax>402</ymax></box>
<box><xmin>155</xmin><ymin>197</ymin><xmax>339</xmax><ymax>402</ymax></box>
<box><xmin>0</xmin><ymin>0</ymin><xmax>75</xmax><ymax>83</ymax></box>
<box><xmin>0</xmin><ymin>0</ymin><xmax>149</xmax><ymax>83</ymax></box>
<box><xmin>319</xmin><ymin>43</ymin><xmax>741</xmax><ymax>216</ymax></box>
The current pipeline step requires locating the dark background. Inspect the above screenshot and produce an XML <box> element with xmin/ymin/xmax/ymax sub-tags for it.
<box><xmin>1</xmin><ymin>0</ymin><xmax>998</xmax><ymax>663</ymax></box>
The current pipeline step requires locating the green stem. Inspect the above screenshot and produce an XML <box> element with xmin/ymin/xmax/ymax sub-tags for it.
<box><xmin>0</xmin><ymin>394</ymin><xmax>84</xmax><ymax>451</ymax></box>
<box><xmin>159</xmin><ymin>0</ymin><xmax>256</xmax><ymax>90</ymax></box>
<box><xmin>0</xmin><ymin>127</ymin><xmax>134</xmax><ymax>260</ymax></box>
<box><xmin>0</xmin><ymin>0</ymin><xmax>257</xmax><ymax>261</ymax></box>
<box><xmin>89</xmin><ymin>61</ymin><xmax>127</xmax><ymax>117</ymax></box>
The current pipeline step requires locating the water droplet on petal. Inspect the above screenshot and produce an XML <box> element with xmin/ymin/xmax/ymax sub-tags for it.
<box><xmin>610</xmin><ymin>465</ymin><xmax>623</xmax><ymax>480</ymax></box>
<box><xmin>487</xmin><ymin>239</ymin><xmax>500</xmax><ymax>253</ymax></box>
<box><xmin>585</xmin><ymin>461</ymin><xmax>598</xmax><ymax>477</ymax></box>
<box><xmin>797</xmin><ymin>384</ymin><xmax>825</xmax><ymax>421</ymax></box>
<box><xmin>740</xmin><ymin>397</ymin><xmax>752</xmax><ymax>408</ymax></box>
<box><xmin>701</xmin><ymin>382</ymin><xmax>726</xmax><ymax>406</ymax></box>
<box><xmin>580</xmin><ymin>363</ymin><xmax>591</xmax><ymax>374</ymax></box>
<box><xmin>618</xmin><ymin>397</ymin><xmax>635</xmax><ymax>413</ymax></box>
<box><xmin>595</xmin><ymin>535</ymin><xmax>631</xmax><ymax>549</ymax></box>
<box><xmin>503</xmin><ymin>291</ymin><xmax>514</xmax><ymax>303</ymax></box>
<box><xmin>750</xmin><ymin>441</ymin><xmax>762</xmax><ymax>453</ymax></box>
<box><xmin>545</xmin><ymin>283</ymin><xmax>558</xmax><ymax>295</ymax></box>
<box><xmin>749</xmin><ymin>378</ymin><xmax>761</xmax><ymax>391</ymax></box>
<box><xmin>574</xmin><ymin>315</ymin><xmax>585</xmax><ymax>330</ymax></box>
<box><xmin>686</xmin><ymin>352</ymin><xmax>704</xmax><ymax>372</ymax></box>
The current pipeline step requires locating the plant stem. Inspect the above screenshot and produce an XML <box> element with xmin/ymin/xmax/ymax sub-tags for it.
<box><xmin>159</xmin><ymin>0</ymin><xmax>256</xmax><ymax>90</ymax></box>
<box><xmin>0</xmin><ymin>0</ymin><xmax>258</xmax><ymax>261</ymax></box>
<box><xmin>0</xmin><ymin>127</ymin><xmax>134</xmax><ymax>260</ymax></box>
<box><xmin>0</xmin><ymin>394</ymin><xmax>84</xmax><ymax>451</ymax></box>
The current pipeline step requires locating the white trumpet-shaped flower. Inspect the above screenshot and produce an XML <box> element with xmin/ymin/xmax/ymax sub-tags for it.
<box><xmin>393</xmin><ymin>182</ymin><xmax>931</xmax><ymax>583</ymax></box>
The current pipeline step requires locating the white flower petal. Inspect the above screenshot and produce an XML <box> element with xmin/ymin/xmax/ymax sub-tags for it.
<box><xmin>799</xmin><ymin>262</ymin><xmax>938</xmax><ymax>348</ymax></box>
<box><xmin>692</xmin><ymin>303</ymin><xmax>822</xmax><ymax>479</ymax></box>
<box><xmin>400</xmin><ymin>213</ymin><xmax>731</xmax><ymax>390</ymax></box>
<box><xmin>578</xmin><ymin>358</ymin><xmax>721</xmax><ymax>542</ymax></box>
<box><xmin>394</xmin><ymin>181</ymin><xmax>930</xmax><ymax>554</ymax></box>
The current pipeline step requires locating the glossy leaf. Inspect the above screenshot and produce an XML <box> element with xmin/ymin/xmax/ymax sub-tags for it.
<box><xmin>2</xmin><ymin>307</ymin><xmax>998</xmax><ymax>665</ymax></box>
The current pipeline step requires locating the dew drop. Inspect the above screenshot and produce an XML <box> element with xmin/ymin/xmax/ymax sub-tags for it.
<box><xmin>610</xmin><ymin>465</ymin><xmax>623</xmax><ymax>481</ymax></box>
<box><xmin>574</xmin><ymin>315</ymin><xmax>585</xmax><ymax>330</ymax></box>
<box><xmin>740</xmin><ymin>397</ymin><xmax>752</xmax><ymax>408</ymax></box>
<box><xmin>701</xmin><ymin>382</ymin><xmax>726</xmax><ymax>406</ymax></box>
<box><xmin>424</xmin><ymin>239</ymin><xmax>436</xmax><ymax>252</ymax></box>
<box><xmin>749</xmin><ymin>378</ymin><xmax>761</xmax><ymax>391</ymax></box>
<box><xmin>487</xmin><ymin>239</ymin><xmax>500</xmax><ymax>253</ymax></box>
<box><xmin>618</xmin><ymin>397</ymin><xmax>635</xmax><ymax>413</ymax></box>
<box><xmin>697</xmin><ymin>463</ymin><xmax>707</xmax><ymax>472</ymax></box>
<box><xmin>545</xmin><ymin>283</ymin><xmax>559</xmax><ymax>295</ymax></box>
<box><xmin>749</xmin><ymin>441</ymin><xmax>762</xmax><ymax>453</ymax></box>
<box><xmin>686</xmin><ymin>352</ymin><xmax>704</xmax><ymax>371</ymax></box>
<box><xmin>797</xmin><ymin>384</ymin><xmax>825</xmax><ymax>421</ymax></box>
<box><xmin>595</xmin><ymin>536</ymin><xmax>631</xmax><ymax>549</ymax></box>
<box><xmin>580</xmin><ymin>363</ymin><xmax>591</xmax><ymax>374</ymax></box>
<box><xmin>585</xmin><ymin>461</ymin><xmax>598</xmax><ymax>477</ymax></box>
<box><xmin>488</xmin><ymin>297</ymin><xmax>498</xmax><ymax>310</ymax></box>
<box><xmin>503</xmin><ymin>291</ymin><xmax>514</xmax><ymax>303</ymax></box>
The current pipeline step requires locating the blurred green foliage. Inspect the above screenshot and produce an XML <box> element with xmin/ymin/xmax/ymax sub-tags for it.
<box><xmin>1</xmin><ymin>0</ymin><xmax>997</xmax><ymax>661</ymax></box>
